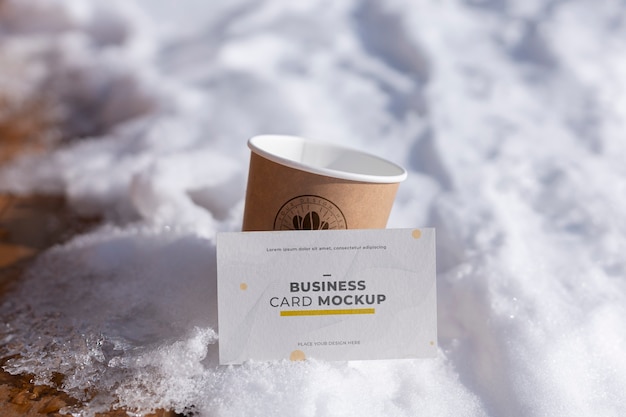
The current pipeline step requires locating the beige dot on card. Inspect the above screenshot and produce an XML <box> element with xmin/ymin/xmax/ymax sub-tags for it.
<box><xmin>240</xmin><ymin>283</ymin><xmax>248</xmax><ymax>290</ymax></box>
<box><xmin>412</xmin><ymin>229</ymin><xmax>422</xmax><ymax>239</ymax></box>
<box><xmin>290</xmin><ymin>350</ymin><xmax>306</xmax><ymax>361</ymax></box>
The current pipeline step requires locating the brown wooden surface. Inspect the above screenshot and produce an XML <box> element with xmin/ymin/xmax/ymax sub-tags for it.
<box><xmin>0</xmin><ymin>98</ymin><xmax>181</xmax><ymax>417</ymax></box>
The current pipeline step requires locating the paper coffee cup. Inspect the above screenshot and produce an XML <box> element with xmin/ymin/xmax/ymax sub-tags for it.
<box><xmin>242</xmin><ymin>135</ymin><xmax>407</xmax><ymax>231</ymax></box>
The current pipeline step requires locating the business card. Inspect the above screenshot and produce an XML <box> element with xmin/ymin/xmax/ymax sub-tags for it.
<box><xmin>216</xmin><ymin>228</ymin><xmax>437</xmax><ymax>364</ymax></box>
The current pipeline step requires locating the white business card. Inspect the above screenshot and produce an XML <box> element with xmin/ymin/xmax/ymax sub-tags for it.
<box><xmin>216</xmin><ymin>228</ymin><xmax>437</xmax><ymax>364</ymax></box>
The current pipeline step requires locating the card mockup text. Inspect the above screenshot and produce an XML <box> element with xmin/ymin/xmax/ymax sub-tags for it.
<box><xmin>216</xmin><ymin>228</ymin><xmax>437</xmax><ymax>364</ymax></box>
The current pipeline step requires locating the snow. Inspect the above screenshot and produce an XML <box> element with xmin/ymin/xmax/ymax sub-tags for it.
<box><xmin>1</xmin><ymin>0</ymin><xmax>625</xmax><ymax>416</ymax></box>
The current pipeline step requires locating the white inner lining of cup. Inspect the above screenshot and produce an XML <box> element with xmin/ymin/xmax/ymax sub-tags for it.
<box><xmin>248</xmin><ymin>135</ymin><xmax>407</xmax><ymax>183</ymax></box>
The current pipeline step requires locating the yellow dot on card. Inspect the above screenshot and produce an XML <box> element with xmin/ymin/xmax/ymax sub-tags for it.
<box><xmin>430</xmin><ymin>341</ymin><xmax>435</xmax><ymax>346</ymax></box>
<box><xmin>240</xmin><ymin>283</ymin><xmax>248</xmax><ymax>290</ymax></box>
<box><xmin>412</xmin><ymin>229</ymin><xmax>422</xmax><ymax>239</ymax></box>
<box><xmin>290</xmin><ymin>350</ymin><xmax>306</xmax><ymax>361</ymax></box>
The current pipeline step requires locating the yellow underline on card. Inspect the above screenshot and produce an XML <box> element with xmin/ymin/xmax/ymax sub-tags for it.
<box><xmin>280</xmin><ymin>308</ymin><xmax>375</xmax><ymax>316</ymax></box>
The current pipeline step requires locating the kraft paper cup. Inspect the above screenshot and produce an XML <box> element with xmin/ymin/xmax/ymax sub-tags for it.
<box><xmin>242</xmin><ymin>135</ymin><xmax>407</xmax><ymax>231</ymax></box>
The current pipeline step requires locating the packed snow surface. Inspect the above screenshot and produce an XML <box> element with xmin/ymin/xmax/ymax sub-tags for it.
<box><xmin>1</xmin><ymin>0</ymin><xmax>626</xmax><ymax>416</ymax></box>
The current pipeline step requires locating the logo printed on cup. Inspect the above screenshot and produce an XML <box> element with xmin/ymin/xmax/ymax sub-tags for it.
<box><xmin>242</xmin><ymin>135</ymin><xmax>407</xmax><ymax>232</ymax></box>
<box><xmin>273</xmin><ymin>195</ymin><xmax>347</xmax><ymax>231</ymax></box>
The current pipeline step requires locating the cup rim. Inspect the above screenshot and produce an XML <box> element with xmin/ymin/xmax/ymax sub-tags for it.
<box><xmin>248</xmin><ymin>135</ymin><xmax>407</xmax><ymax>184</ymax></box>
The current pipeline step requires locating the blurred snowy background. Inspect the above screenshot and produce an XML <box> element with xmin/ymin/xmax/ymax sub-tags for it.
<box><xmin>1</xmin><ymin>0</ymin><xmax>625</xmax><ymax>416</ymax></box>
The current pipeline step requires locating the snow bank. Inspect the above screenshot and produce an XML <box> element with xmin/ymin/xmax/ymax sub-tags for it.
<box><xmin>1</xmin><ymin>0</ymin><xmax>625</xmax><ymax>416</ymax></box>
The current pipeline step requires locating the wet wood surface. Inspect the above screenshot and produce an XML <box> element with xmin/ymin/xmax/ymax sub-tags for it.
<box><xmin>0</xmin><ymin>109</ymin><xmax>180</xmax><ymax>417</ymax></box>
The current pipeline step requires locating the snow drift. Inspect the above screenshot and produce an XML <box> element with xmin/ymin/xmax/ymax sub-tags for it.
<box><xmin>1</xmin><ymin>0</ymin><xmax>625</xmax><ymax>416</ymax></box>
